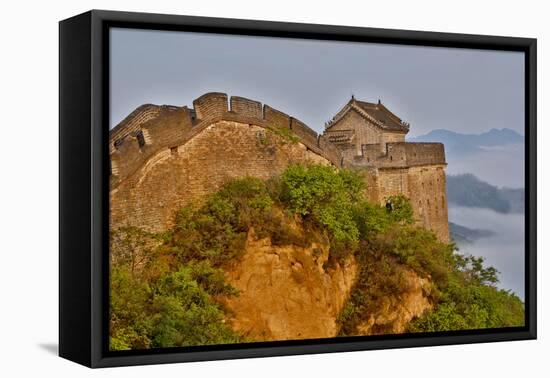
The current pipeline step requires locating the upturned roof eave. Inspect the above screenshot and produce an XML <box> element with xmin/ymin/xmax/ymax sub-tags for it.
<box><xmin>325</xmin><ymin>101</ymin><xmax>409</xmax><ymax>133</ymax></box>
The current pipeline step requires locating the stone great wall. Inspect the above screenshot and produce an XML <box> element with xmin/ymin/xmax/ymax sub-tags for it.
<box><xmin>109</xmin><ymin>92</ymin><xmax>449</xmax><ymax>241</ymax></box>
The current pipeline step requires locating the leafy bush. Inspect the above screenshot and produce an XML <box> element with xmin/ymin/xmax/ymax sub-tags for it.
<box><xmin>385</xmin><ymin>195</ymin><xmax>414</xmax><ymax>224</ymax></box>
<box><xmin>390</xmin><ymin>226</ymin><xmax>455</xmax><ymax>287</ymax></box>
<box><xmin>165</xmin><ymin>177</ymin><xmax>276</xmax><ymax>267</ymax></box>
<box><xmin>409</xmin><ymin>279</ymin><xmax>524</xmax><ymax>332</ymax></box>
<box><xmin>110</xmin><ymin>264</ymin><xmax>243</xmax><ymax>350</ymax></box>
<box><xmin>110</xmin><ymin>266</ymin><xmax>154</xmax><ymax>350</ymax></box>
<box><xmin>110</xmin><ymin>227</ymin><xmax>159</xmax><ymax>274</ymax></box>
<box><xmin>352</xmin><ymin>194</ymin><xmax>414</xmax><ymax>241</ymax></box>
<box><xmin>279</xmin><ymin>164</ymin><xmax>363</xmax><ymax>216</ymax></box>
<box><xmin>352</xmin><ymin>201</ymin><xmax>391</xmax><ymax>239</ymax></box>
<box><xmin>408</xmin><ymin>253</ymin><xmax>523</xmax><ymax>332</ymax></box>
<box><xmin>279</xmin><ymin>164</ymin><xmax>364</xmax><ymax>257</ymax></box>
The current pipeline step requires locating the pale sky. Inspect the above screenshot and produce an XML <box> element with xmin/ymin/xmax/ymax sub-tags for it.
<box><xmin>110</xmin><ymin>28</ymin><xmax>525</xmax><ymax>137</ymax></box>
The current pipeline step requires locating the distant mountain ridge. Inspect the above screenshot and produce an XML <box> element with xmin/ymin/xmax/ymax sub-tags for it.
<box><xmin>449</xmin><ymin>222</ymin><xmax>495</xmax><ymax>245</ymax></box>
<box><xmin>409</xmin><ymin>128</ymin><xmax>524</xmax><ymax>155</ymax></box>
<box><xmin>446</xmin><ymin>174</ymin><xmax>524</xmax><ymax>214</ymax></box>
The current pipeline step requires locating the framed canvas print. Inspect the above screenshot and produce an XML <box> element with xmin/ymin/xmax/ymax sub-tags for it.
<box><xmin>59</xmin><ymin>10</ymin><xmax>537</xmax><ymax>368</ymax></box>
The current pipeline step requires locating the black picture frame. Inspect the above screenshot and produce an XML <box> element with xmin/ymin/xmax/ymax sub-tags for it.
<box><xmin>59</xmin><ymin>9</ymin><xmax>537</xmax><ymax>368</ymax></box>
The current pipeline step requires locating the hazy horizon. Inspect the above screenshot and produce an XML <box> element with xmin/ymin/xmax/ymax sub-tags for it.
<box><xmin>110</xmin><ymin>28</ymin><xmax>525</xmax><ymax>138</ymax></box>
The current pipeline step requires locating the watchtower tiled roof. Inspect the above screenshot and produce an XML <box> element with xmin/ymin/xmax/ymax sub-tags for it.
<box><xmin>325</xmin><ymin>97</ymin><xmax>410</xmax><ymax>132</ymax></box>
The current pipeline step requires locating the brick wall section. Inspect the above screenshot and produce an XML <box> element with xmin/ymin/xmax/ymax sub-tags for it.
<box><xmin>141</xmin><ymin>108</ymin><xmax>194</xmax><ymax>148</ymax></box>
<box><xmin>110</xmin><ymin>107</ymin><xmax>194</xmax><ymax>186</ymax></box>
<box><xmin>263</xmin><ymin>105</ymin><xmax>291</xmax><ymax>130</ymax></box>
<box><xmin>406</xmin><ymin>165</ymin><xmax>449</xmax><ymax>242</ymax></box>
<box><xmin>109</xmin><ymin>104</ymin><xmax>161</xmax><ymax>153</ymax></box>
<box><xmin>230</xmin><ymin>96</ymin><xmax>263</xmax><ymax>118</ymax></box>
<box><xmin>290</xmin><ymin>118</ymin><xmax>318</xmax><ymax>148</ymax></box>
<box><xmin>318</xmin><ymin>135</ymin><xmax>344</xmax><ymax>167</ymax></box>
<box><xmin>110</xmin><ymin>135</ymin><xmax>142</xmax><ymax>179</ymax></box>
<box><xmin>110</xmin><ymin>121</ymin><xmax>331</xmax><ymax>232</ymax></box>
<box><xmin>388</xmin><ymin>142</ymin><xmax>446</xmax><ymax>167</ymax></box>
<box><xmin>346</xmin><ymin>156</ymin><xmax>448</xmax><ymax>241</ymax></box>
<box><xmin>193</xmin><ymin>92</ymin><xmax>229</xmax><ymax>120</ymax></box>
<box><xmin>381</xmin><ymin>132</ymin><xmax>406</xmax><ymax>146</ymax></box>
<box><xmin>358</xmin><ymin>142</ymin><xmax>445</xmax><ymax>168</ymax></box>
<box><xmin>349</xmin><ymin>165</ymin><xmax>449</xmax><ymax>242</ymax></box>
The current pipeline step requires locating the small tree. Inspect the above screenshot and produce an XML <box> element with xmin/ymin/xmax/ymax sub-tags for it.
<box><xmin>279</xmin><ymin>164</ymin><xmax>364</xmax><ymax>257</ymax></box>
<box><xmin>385</xmin><ymin>195</ymin><xmax>414</xmax><ymax>224</ymax></box>
<box><xmin>110</xmin><ymin>227</ymin><xmax>158</xmax><ymax>275</ymax></box>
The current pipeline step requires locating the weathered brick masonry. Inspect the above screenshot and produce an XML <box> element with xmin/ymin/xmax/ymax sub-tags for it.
<box><xmin>110</xmin><ymin>93</ymin><xmax>449</xmax><ymax>241</ymax></box>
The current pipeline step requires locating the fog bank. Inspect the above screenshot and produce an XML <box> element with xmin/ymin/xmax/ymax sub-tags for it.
<box><xmin>446</xmin><ymin>143</ymin><xmax>524</xmax><ymax>188</ymax></box>
<box><xmin>448</xmin><ymin>206</ymin><xmax>524</xmax><ymax>299</ymax></box>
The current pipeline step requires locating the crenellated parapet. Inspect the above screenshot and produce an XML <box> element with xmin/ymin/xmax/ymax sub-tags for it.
<box><xmin>346</xmin><ymin>142</ymin><xmax>446</xmax><ymax>169</ymax></box>
<box><xmin>109</xmin><ymin>104</ymin><xmax>183</xmax><ymax>153</ymax></box>
<box><xmin>110</xmin><ymin>105</ymin><xmax>157</xmax><ymax>153</ymax></box>
<box><xmin>193</xmin><ymin>92</ymin><xmax>229</xmax><ymax>120</ymax></box>
<box><xmin>230</xmin><ymin>96</ymin><xmax>263</xmax><ymax>118</ymax></box>
<box><xmin>109</xmin><ymin>93</ymin><xmax>345</xmax><ymax>189</ymax></box>
<box><xmin>109</xmin><ymin>105</ymin><xmax>193</xmax><ymax>187</ymax></box>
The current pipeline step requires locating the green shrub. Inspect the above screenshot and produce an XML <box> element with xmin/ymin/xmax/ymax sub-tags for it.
<box><xmin>110</xmin><ymin>264</ymin><xmax>243</xmax><ymax>350</ymax></box>
<box><xmin>279</xmin><ymin>164</ymin><xmax>364</xmax><ymax>257</ymax></box>
<box><xmin>390</xmin><ymin>226</ymin><xmax>455</xmax><ymax>286</ymax></box>
<box><xmin>409</xmin><ymin>281</ymin><xmax>524</xmax><ymax>332</ymax></box>
<box><xmin>149</xmin><ymin>267</ymin><xmax>243</xmax><ymax>347</ymax></box>
<box><xmin>110</xmin><ymin>266</ymin><xmax>154</xmax><ymax>350</ymax></box>
<box><xmin>385</xmin><ymin>195</ymin><xmax>414</xmax><ymax>224</ymax></box>
<box><xmin>110</xmin><ymin>226</ymin><xmax>158</xmax><ymax>274</ymax></box>
<box><xmin>408</xmin><ymin>251</ymin><xmax>523</xmax><ymax>332</ymax></box>
<box><xmin>352</xmin><ymin>201</ymin><xmax>392</xmax><ymax>240</ymax></box>
<box><xmin>279</xmin><ymin>164</ymin><xmax>362</xmax><ymax>216</ymax></box>
<box><xmin>171</xmin><ymin>177</ymin><xmax>307</xmax><ymax>262</ymax></box>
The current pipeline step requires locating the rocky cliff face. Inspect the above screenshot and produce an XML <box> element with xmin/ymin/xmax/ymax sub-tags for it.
<box><xmin>221</xmin><ymin>229</ymin><xmax>432</xmax><ymax>341</ymax></box>
<box><xmin>222</xmin><ymin>230</ymin><xmax>357</xmax><ymax>341</ymax></box>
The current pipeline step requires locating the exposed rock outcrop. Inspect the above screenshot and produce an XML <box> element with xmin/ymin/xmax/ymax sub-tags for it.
<box><xmin>222</xmin><ymin>230</ymin><xmax>357</xmax><ymax>341</ymax></box>
<box><xmin>221</xmin><ymin>229</ymin><xmax>432</xmax><ymax>341</ymax></box>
